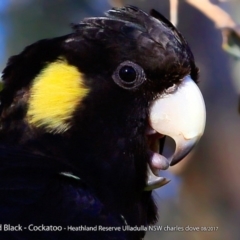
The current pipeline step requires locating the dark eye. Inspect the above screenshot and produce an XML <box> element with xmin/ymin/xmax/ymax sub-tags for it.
<box><xmin>112</xmin><ymin>61</ymin><xmax>146</xmax><ymax>90</ymax></box>
<box><xmin>119</xmin><ymin>66</ymin><xmax>136</xmax><ymax>83</ymax></box>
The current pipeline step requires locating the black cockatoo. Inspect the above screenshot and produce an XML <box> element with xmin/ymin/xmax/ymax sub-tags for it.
<box><xmin>0</xmin><ymin>5</ymin><xmax>206</xmax><ymax>240</ymax></box>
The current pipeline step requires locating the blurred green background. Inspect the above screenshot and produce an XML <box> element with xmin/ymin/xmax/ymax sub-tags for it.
<box><xmin>1</xmin><ymin>0</ymin><xmax>240</xmax><ymax>239</ymax></box>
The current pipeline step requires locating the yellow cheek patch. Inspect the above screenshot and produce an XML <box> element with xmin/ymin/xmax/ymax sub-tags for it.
<box><xmin>27</xmin><ymin>59</ymin><xmax>89</xmax><ymax>133</ymax></box>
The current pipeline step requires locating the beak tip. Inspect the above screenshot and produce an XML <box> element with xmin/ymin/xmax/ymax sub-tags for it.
<box><xmin>170</xmin><ymin>136</ymin><xmax>199</xmax><ymax>166</ymax></box>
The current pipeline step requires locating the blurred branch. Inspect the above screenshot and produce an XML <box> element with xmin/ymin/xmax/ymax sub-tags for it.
<box><xmin>108</xmin><ymin>0</ymin><xmax>124</xmax><ymax>8</ymax></box>
<box><xmin>185</xmin><ymin>0</ymin><xmax>240</xmax><ymax>59</ymax></box>
<box><xmin>186</xmin><ymin>0</ymin><xmax>236</xmax><ymax>28</ymax></box>
<box><xmin>170</xmin><ymin>0</ymin><xmax>178</xmax><ymax>26</ymax></box>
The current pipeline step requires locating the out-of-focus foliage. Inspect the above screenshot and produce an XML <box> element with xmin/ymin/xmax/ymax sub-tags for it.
<box><xmin>222</xmin><ymin>26</ymin><xmax>240</xmax><ymax>59</ymax></box>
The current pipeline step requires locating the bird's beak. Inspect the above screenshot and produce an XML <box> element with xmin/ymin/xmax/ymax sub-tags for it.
<box><xmin>145</xmin><ymin>75</ymin><xmax>206</xmax><ymax>190</ymax></box>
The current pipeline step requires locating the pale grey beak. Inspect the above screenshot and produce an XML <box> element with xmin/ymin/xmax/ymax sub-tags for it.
<box><xmin>145</xmin><ymin>75</ymin><xmax>206</xmax><ymax>190</ymax></box>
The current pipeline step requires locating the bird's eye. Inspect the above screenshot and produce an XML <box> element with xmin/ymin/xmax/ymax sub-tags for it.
<box><xmin>112</xmin><ymin>61</ymin><xmax>146</xmax><ymax>90</ymax></box>
<box><xmin>119</xmin><ymin>66</ymin><xmax>136</xmax><ymax>83</ymax></box>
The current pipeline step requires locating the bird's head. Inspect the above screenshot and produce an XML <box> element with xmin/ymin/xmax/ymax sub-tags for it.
<box><xmin>0</xmin><ymin>6</ymin><xmax>205</xmax><ymax>206</ymax></box>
